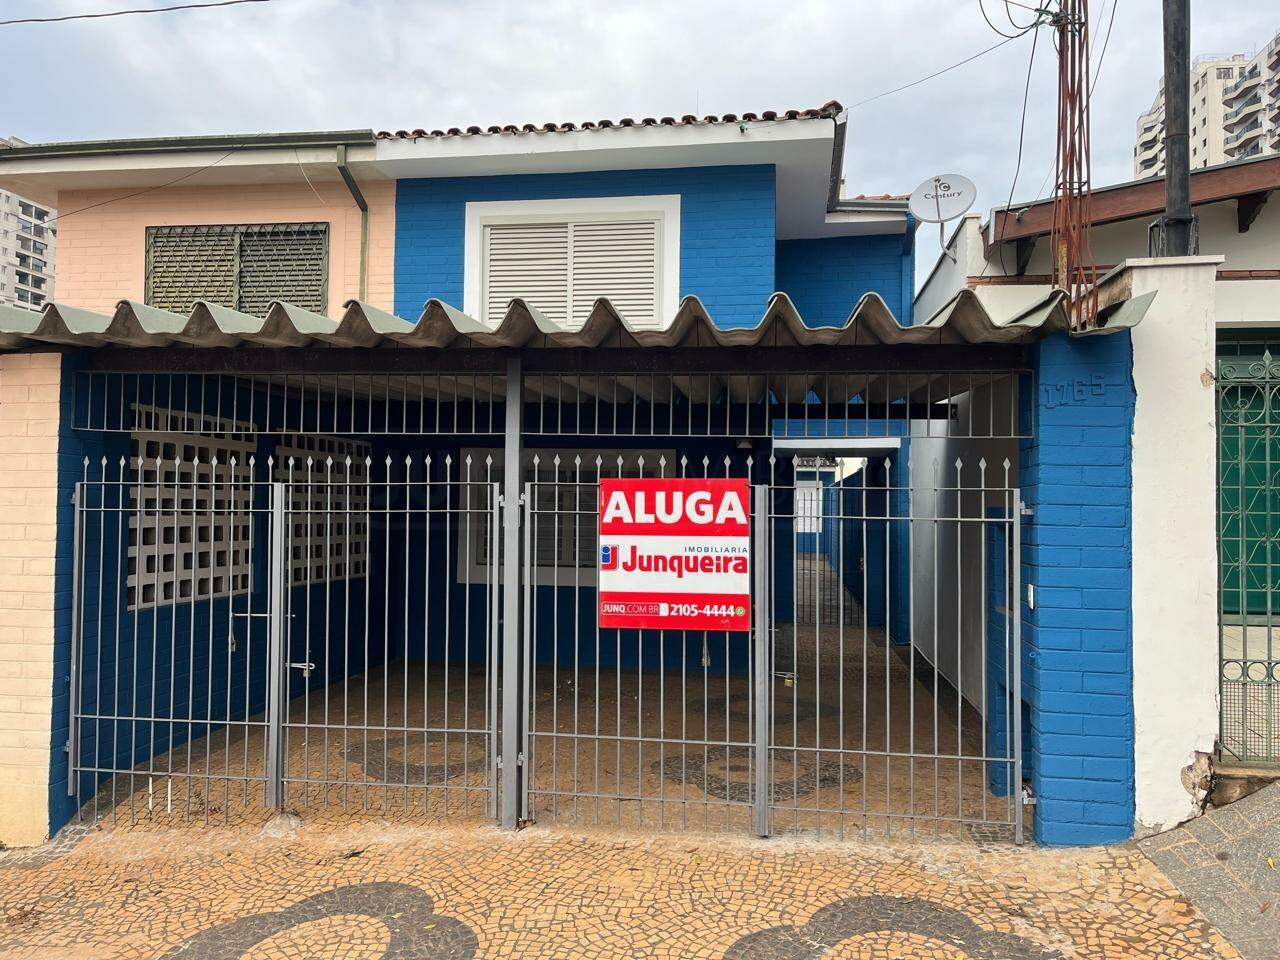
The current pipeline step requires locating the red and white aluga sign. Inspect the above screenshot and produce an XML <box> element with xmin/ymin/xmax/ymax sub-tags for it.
<box><xmin>597</xmin><ymin>478</ymin><xmax>751</xmax><ymax>632</ymax></box>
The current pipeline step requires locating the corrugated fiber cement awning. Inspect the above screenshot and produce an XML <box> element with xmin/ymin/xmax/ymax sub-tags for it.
<box><xmin>0</xmin><ymin>288</ymin><xmax>1152</xmax><ymax>353</ymax></box>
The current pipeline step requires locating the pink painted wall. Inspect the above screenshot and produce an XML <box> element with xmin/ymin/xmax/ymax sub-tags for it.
<box><xmin>53</xmin><ymin>179</ymin><xmax>395</xmax><ymax>316</ymax></box>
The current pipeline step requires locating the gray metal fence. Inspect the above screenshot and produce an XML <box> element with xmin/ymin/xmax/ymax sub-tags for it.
<box><xmin>760</xmin><ymin>467</ymin><xmax>1024</xmax><ymax>842</ymax></box>
<box><xmin>520</xmin><ymin>453</ymin><xmax>762</xmax><ymax>834</ymax></box>
<box><xmin>517</xmin><ymin>452</ymin><xmax>1024</xmax><ymax>842</ymax></box>
<box><xmin>69</xmin><ymin>445</ymin><xmax>1022</xmax><ymax>843</ymax></box>
<box><xmin>69</xmin><ymin>453</ymin><xmax>500</xmax><ymax>824</ymax></box>
<box><xmin>60</xmin><ymin>358</ymin><xmax>1031</xmax><ymax>840</ymax></box>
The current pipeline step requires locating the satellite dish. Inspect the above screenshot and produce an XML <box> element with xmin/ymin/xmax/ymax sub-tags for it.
<box><xmin>908</xmin><ymin>174</ymin><xmax>977</xmax><ymax>263</ymax></box>
<box><xmin>908</xmin><ymin>174</ymin><xmax>977</xmax><ymax>223</ymax></box>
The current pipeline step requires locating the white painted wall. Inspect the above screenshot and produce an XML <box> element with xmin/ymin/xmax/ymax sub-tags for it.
<box><xmin>1127</xmin><ymin>256</ymin><xmax>1223</xmax><ymax>835</ymax></box>
<box><xmin>908</xmin><ymin>383</ymin><xmax>1020</xmax><ymax>712</ymax></box>
<box><xmin>998</xmin><ymin>194</ymin><xmax>1280</xmax><ymax>331</ymax></box>
<box><xmin>913</xmin><ymin>213</ymin><xmax>984</xmax><ymax>322</ymax></box>
<box><xmin>930</xmin><ymin>193</ymin><xmax>1280</xmax><ymax>333</ymax></box>
<box><xmin>1007</xmin><ymin>194</ymin><xmax>1279</xmax><ymax>277</ymax></box>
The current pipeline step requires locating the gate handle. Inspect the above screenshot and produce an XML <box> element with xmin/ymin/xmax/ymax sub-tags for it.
<box><xmin>289</xmin><ymin>661</ymin><xmax>316</xmax><ymax>678</ymax></box>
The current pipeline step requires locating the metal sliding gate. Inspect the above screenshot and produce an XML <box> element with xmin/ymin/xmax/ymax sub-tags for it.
<box><xmin>66</xmin><ymin>364</ymin><xmax>1025</xmax><ymax>842</ymax></box>
<box><xmin>758</xmin><ymin>467</ymin><xmax>1024</xmax><ymax>842</ymax></box>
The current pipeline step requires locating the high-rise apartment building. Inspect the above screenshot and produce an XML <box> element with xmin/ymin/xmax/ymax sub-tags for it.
<box><xmin>1134</xmin><ymin>54</ymin><xmax>1249</xmax><ymax>178</ymax></box>
<box><xmin>1221</xmin><ymin>32</ymin><xmax>1280</xmax><ymax>166</ymax></box>
<box><xmin>1135</xmin><ymin>33</ymin><xmax>1280</xmax><ymax>179</ymax></box>
<box><xmin>0</xmin><ymin>188</ymin><xmax>55</xmax><ymax>310</ymax></box>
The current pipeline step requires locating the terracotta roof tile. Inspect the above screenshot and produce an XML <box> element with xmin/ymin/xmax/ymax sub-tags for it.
<box><xmin>377</xmin><ymin>101</ymin><xmax>843</xmax><ymax>141</ymax></box>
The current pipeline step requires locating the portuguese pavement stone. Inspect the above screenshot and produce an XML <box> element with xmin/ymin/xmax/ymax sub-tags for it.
<box><xmin>0</xmin><ymin>811</ymin><xmax>1243</xmax><ymax>959</ymax></box>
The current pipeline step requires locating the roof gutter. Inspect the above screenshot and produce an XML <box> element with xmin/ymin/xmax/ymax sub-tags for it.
<box><xmin>0</xmin><ymin>129</ymin><xmax>376</xmax><ymax>161</ymax></box>
<box><xmin>833</xmin><ymin>197</ymin><xmax>912</xmax><ymax>214</ymax></box>
<box><xmin>336</xmin><ymin>144</ymin><xmax>370</xmax><ymax>302</ymax></box>
<box><xmin>825</xmin><ymin>108</ymin><xmax>849</xmax><ymax>212</ymax></box>
<box><xmin>823</xmin><ymin>108</ymin><xmax>911</xmax><ymax>216</ymax></box>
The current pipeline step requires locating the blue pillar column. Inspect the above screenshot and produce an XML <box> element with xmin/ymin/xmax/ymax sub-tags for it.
<box><xmin>1020</xmin><ymin>330</ymin><xmax>1135</xmax><ymax>845</ymax></box>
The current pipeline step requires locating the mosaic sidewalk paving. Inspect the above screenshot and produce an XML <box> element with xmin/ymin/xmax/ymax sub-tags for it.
<box><xmin>1139</xmin><ymin>782</ymin><xmax>1280</xmax><ymax>960</ymax></box>
<box><xmin>0</xmin><ymin>816</ymin><xmax>1238</xmax><ymax>960</ymax></box>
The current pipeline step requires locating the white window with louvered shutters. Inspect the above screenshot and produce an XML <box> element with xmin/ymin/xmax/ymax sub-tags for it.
<box><xmin>482</xmin><ymin>221</ymin><xmax>570</xmax><ymax>326</ymax></box>
<box><xmin>464</xmin><ymin>195</ymin><xmax>679</xmax><ymax>331</ymax></box>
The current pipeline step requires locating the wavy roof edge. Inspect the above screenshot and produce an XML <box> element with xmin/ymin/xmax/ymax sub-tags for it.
<box><xmin>0</xmin><ymin>288</ymin><xmax>1150</xmax><ymax>353</ymax></box>
<box><xmin>376</xmin><ymin>102</ymin><xmax>844</xmax><ymax>142</ymax></box>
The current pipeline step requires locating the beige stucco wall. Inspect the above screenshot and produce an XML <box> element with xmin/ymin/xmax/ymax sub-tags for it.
<box><xmin>0</xmin><ymin>352</ymin><xmax>62</xmax><ymax>848</ymax></box>
<box><xmin>52</xmin><ymin>179</ymin><xmax>396</xmax><ymax>316</ymax></box>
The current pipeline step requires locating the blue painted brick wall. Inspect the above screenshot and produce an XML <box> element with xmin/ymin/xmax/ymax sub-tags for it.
<box><xmin>1019</xmin><ymin>330</ymin><xmax>1135</xmax><ymax>845</ymax></box>
<box><xmin>776</xmin><ymin>231</ymin><xmax>915</xmax><ymax>326</ymax></box>
<box><xmin>51</xmin><ymin>353</ymin><xmax>101</xmax><ymax>833</ymax></box>
<box><xmin>394</xmin><ymin>166</ymin><xmax>776</xmax><ymax>328</ymax></box>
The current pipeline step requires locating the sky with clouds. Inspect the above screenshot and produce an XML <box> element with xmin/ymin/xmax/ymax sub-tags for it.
<box><xmin>3</xmin><ymin>0</ymin><xmax>1275</xmax><ymax>284</ymax></box>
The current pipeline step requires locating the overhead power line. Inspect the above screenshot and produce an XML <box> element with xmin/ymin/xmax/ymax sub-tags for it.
<box><xmin>979</xmin><ymin>0</ymin><xmax>1042</xmax><ymax>39</ymax></box>
<box><xmin>994</xmin><ymin>25</ymin><xmax>1042</xmax><ymax>275</ymax></box>
<box><xmin>849</xmin><ymin>35</ymin><xmax>1019</xmax><ymax>110</ymax></box>
<box><xmin>0</xmin><ymin>0</ymin><xmax>273</xmax><ymax>27</ymax></box>
<box><xmin>42</xmin><ymin>148</ymin><xmax>240</xmax><ymax>228</ymax></box>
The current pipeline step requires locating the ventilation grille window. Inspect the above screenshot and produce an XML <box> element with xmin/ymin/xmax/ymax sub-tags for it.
<box><xmin>273</xmin><ymin>435</ymin><xmax>372</xmax><ymax>586</ymax></box>
<box><xmin>127</xmin><ymin>406</ymin><xmax>256</xmax><ymax>612</ymax></box>
<box><xmin>145</xmin><ymin>222</ymin><xmax>329</xmax><ymax>315</ymax></box>
<box><xmin>483</xmin><ymin>218</ymin><xmax>660</xmax><ymax>329</ymax></box>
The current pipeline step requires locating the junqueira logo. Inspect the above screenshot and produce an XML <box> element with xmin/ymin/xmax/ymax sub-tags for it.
<box><xmin>600</xmin><ymin>544</ymin><xmax>619</xmax><ymax>570</ymax></box>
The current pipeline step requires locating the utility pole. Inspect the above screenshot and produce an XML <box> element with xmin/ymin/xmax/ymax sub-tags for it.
<box><xmin>1158</xmin><ymin>0</ymin><xmax>1194</xmax><ymax>256</ymax></box>
<box><xmin>1049</xmin><ymin>0</ymin><xmax>1099</xmax><ymax>331</ymax></box>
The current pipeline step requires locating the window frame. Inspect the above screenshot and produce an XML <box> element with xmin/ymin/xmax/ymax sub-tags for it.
<box><xmin>457</xmin><ymin>446</ymin><xmax>677</xmax><ymax>587</ymax></box>
<box><xmin>462</xmin><ymin>195</ymin><xmax>680</xmax><ymax>329</ymax></box>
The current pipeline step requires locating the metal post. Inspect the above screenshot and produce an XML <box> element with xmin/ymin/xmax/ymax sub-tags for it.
<box><xmin>501</xmin><ymin>357</ymin><xmax>524</xmax><ymax>829</ymax></box>
<box><xmin>1159</xmin><ymin>0</ymin><xmax>1194</xmax><ymax>256</ymax></box>
<box><xmin>1012</xmin><ymin>491</ymin><xmax>1025</xmax><ymax>845</ymax></box>
<box><xmin>67</xmin><ymin>485</ymin><xmax>85</xmax><ymax>797</ymax></box>
<box><xmin>265</xmin><ymin>481</ymin><xmax>286</xmax><ymax>809</ymax></box>
<box><xmin>752</xmin><ymin>485</ymin><xmax>771</xmax><ymax>837</ymax></box>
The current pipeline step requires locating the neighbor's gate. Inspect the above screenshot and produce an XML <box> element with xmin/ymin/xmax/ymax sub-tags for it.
<box><xmin>1217</xmin><ymin>340</ymin><xmax>1280</xmax><ymax>766</ymax></box>
<box><xmin>68</xmin><ymin>453</ymin><xmax>501</xmax><ymax>823</ymax></box>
